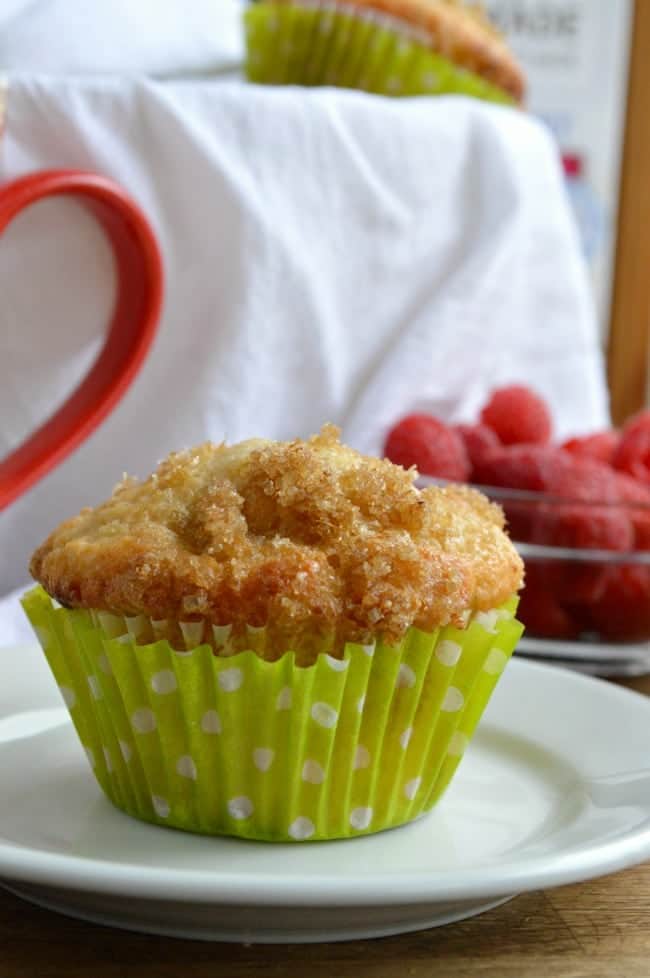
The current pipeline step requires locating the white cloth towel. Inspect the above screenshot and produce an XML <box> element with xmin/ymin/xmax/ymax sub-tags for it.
<box><xmin>0</xmin><ymin>0</ymin><xmax>244</xmax><ymax>77</ymax></box>
<box><xmin>0</xmin><ymin>75</ymin><xmax>609</xmax><ymax>644</ymax></box>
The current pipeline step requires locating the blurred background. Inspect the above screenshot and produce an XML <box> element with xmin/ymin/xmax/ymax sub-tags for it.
<box><xmin>487</xmin><ymin>0</ymin><xmax>648</xmax><ymax>428</ymax></box>
<box><xmin>1</xmin><ymin>0</ymin><xmax>646</xmax><ymax>422</ymax></box>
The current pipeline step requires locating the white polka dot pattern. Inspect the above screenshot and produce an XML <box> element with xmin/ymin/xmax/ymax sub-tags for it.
<box><xmin>396</xmin><ymin>664</ymin><xmax>416</xmax><ymax>689</ymax></box>
<box><xmin>176</xmin><ymin>755</ymin><xmax>197</xmax><ymax>780</ymax></box>
<box><xmin>484</xmin><ymin>648</ymin><xmax>509</xmax><ymax>675</ymax></box>
<box><xmin>212</xmin><ymin>625</ymin><xmax>232</xmax><ymax>647</ymax></box>
<box><xmin>276</xmin><ymin>686</ymin><xmax>292</xmax><ymax>711</ymax></box>
<box><xmin>441</xmin><ymin>687</ymin><xmax>464</xmax><ymax>713</ymax></box>
<box><xmin>131</xmin><ymin>707</ymin><xmax>157</xmax><ymax>734</ymax></box>
<box><xmin>228</xmin><ymin>796</ymin><xmax>254</xmax><ymax>820</ymax></box>
<box><xmin>399</xmin><ymin>727</ymin><xmax>413</xmax><ymax>750</ymax></box>
<box><xmin>302</xmin><ymin>759</ymin><xmax>325</xmax><ymax>784</ymax></box>
<box><xmin>253</xmin><ymin>748</ymin><xmax>275</xmax><ymax>772</ymax></box>
<box><xmin>59</xmin><ymin>685</ymin><xmax>76</xmax><ymax>710</ymax></box>
<box><xmin>98</xmin><ymin>654</ymin><xmax>112</xmax><ymax>675</ymax></box>
<box><xmin>201</xmin><ymin>710</ymin><xmax>222</xmax><ymax>734</ymax></box>
<box><xmin>152</xmin><ymin>795</ymin><xmax>170</xmax><ymax>818</ymax></box>
<box><xmin>22</xmin><ymin>581</ymin><xmax>522</xmax><ymax>843</ymax></box>
<box><xmin>475</xmin><ymin>610</ymin><xmax>499</xmax><ymax>634</ymax></box>
<box><xmin>218</xmin><ymin>668</ymin><xmax>243</xmax><ymax>692</ymax></box>
<box><xmin>151</xmin><ymin>670</ymin><xmax>177</xmax><ymax>694</ymax></box>
<box><xmin>404</xmin><ymin>777</ymin><xmax>422</xmax><ymax>800</ymax></box>
<box><xmin>436</xmin><ymin>640</ymin><xmax>462</xmax><ymax>667</ymax></box>
<box><xmin>289</xmin><ymin>816</ymin><xmax>315</xmax><ymax>840</ymax></box>
<box><xmin>325</xmin><ymin>654</ymin><xmax>348</xmax><ymax>672</ymax></box>
<box><xmin>350</xmin><ymin>807</ymin><xmax>373</xmax><ymax>830</ymax></box>
<box><xmin>311</xmin><ymin>702</ymin><xmax>338</xmax><ymax>729</ymax></box>
<box><xmin>353</xmin><ymin>745</ymin><xmax>370</xmax><ymax>770</ymax></box>
<box><xmin>447</xmin><ymin>731</ymin><xmax>469</xmax><ymax>756</ymax></box>
<box><xmin>126</xmin><ymin>616</ymin><xmax>148</xmax><ymax>641</ymax></box>
<box><xmin>180</xmin><ymin>621</ymin><xmax>203</xmax><ymax>648</ymax></box>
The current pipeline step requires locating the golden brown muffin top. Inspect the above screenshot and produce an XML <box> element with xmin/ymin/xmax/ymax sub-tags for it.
<box><xmin>30</xmin><ymin>426</ymin><xmax>523</xmax><ymax>652</ymax></box>
<box><xmin>271</xmin><ymin>0</ymin><xmax>525</xmax><ymax>103</ymax></box>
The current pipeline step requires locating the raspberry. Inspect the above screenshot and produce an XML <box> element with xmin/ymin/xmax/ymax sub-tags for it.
<box><xmin>539</xmin><ymin>503</ymin><xmax>631</xmax><ymax>551</ymax></box>
<box><xmin>517</xmin><ymin>566</ymin><xmax>581</xmax><ymax>639</ymax></box>
<box><xmin>384</xmin><ymin>414</ymin><xmax>470</xmax><ymax>481</ymax></box>
<box><xmin>532</xmin><ymin>457</ymin><xmax>632</xmax><ymax>603</ymax></box>
<box><xmin>480</xmin><ymin>385</ymin><xmax>552</xmax><ymax>446</ymax></box>
<box><xmin>541</xmin><ymin>455</ymin><xmax>620</xmax><ymax>503</ymax></box>
<box><xmin>612</xmin><ymin>409</ymin><xmax>650</xmax><ymax>485</ymax></box>
<box><xmin>620</xmin><ymin>409</ymin><xmax>650</xmax><ymax>438</ymax></box>
<box><xmin>472</xmin><ymin>444</ymin><xmax>564</xmax><ymax>492</ymax></box>
<box><xmin>613</xmin><ymin>422</ymin><xmax>650</xmax><ymax>486</ymax></box>
<box><xmin>588</xmin><ymin>565</ymin><xmax>650</xmax><ymax>642</ymax></box>
<box><xmin>562</xmin><ymin>430</ymin><xmax>620</xmax><ymax>465</ymax></box>
<box><xmin>472</xmin><ymin>445</ymin><xmax>565</xmax><ymax>540</ymax></box>
<box><xmin>453</xmin><ymin>424</ymin><xmax>500</xmax><ymax>474</ymax></box>
<box><xmin>533</xmin><ymin>509</ymin><xmax>622</xmax><ymax>603</ymax></box>
<box><xmin>614</xmin><ymin>473</ymin><xmax>650</xmax><ymax>549</ymax></box>
<box><xmin>615</xmin><ymin>471</ymin><xmax>650</xmax><ymax>502</ymax></box>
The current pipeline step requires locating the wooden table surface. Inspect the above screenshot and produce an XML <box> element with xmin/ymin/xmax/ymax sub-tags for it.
<box><xmin>3</xmin><ymin>672</ymin><xmax>650</xmax><ymax>978</ymax></box>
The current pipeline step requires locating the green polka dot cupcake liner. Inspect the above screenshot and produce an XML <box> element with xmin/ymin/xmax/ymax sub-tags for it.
<box><xmin>22</xmin><ymin>586</ymin><xmax>523</xmax><ymax>842</ymax></box>
<box><xmin>244</xmin><ymin>1</ymin><xmax>515</xmax><ymax>104</ymax></box>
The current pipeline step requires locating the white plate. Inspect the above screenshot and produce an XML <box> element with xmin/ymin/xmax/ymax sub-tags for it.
<box><xmin>2</xmin><ymin>643</ymin><xmax>650</xmax><ymax>943</ymax></box>
<box><xmin>518</xmin><ymin>634</ymin><xmax>650</xmax><ymax>678</ymax></box>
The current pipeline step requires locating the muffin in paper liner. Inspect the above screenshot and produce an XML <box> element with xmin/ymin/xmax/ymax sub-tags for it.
<box><xmin>244</xmin><ymin>2</ymin><xmax>517</xmax><ymax>105</ymax></box>
<box><xmin>22</xmin><ymin>585</ymin><xmax>522</xmax><ymax>842</ymax></box>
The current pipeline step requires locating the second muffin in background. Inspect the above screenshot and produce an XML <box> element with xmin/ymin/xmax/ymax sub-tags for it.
<box><xmin>24</xmin><ymin>425</ymin><xmax>524</xmax><ymax>841</ymax></box>
<box><xmin>245</xmin><ymin>0</ymin><xmax>525</xmax><ymax>105</ymax></box>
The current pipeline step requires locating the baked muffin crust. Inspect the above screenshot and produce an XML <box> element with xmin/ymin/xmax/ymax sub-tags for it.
<box><xmin>30</xmin><ymin>426</ymin><xmax>523</xmax><ymax>651</ymax></box>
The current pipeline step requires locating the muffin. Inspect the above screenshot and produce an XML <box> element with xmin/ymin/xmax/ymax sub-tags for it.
<box><xmin>23</xmin><ymin>425</ymin><xmax>524</xmax><ymax>841</ymax></box>
<box><xmin>245</xmin><ymin>0</ymin><xmax>525</xmax><ymax>105</ymax></box>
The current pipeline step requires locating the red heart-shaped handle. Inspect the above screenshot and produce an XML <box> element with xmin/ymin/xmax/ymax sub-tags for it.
<box><xmin>0</xmin><ymin>170</ymin><xmax>163</xmax><ymax>510</ymax></box>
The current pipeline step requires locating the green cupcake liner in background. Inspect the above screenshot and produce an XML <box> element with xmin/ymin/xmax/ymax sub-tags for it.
<box><xmin>22</xmin><ymin>586</ymin><xmax>523</xmax><ymax>842</ymax></box>
<box><xmin>244</xmin><ymin>2</ymin><xmax>515</xmax><ymax>104</ymax></box>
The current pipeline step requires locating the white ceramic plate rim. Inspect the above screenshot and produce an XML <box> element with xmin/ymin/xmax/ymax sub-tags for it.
<box><xmin>2</xmin><ymin>653</ymin><xmax>650</xmax><ymax>907</ymax></box>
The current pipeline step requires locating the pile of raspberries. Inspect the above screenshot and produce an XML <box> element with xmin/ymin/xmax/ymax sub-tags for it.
<box><xmin>384</xmin><ymin>386</ymin><xmax>650</xmax><ymax>643</ymax></box>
